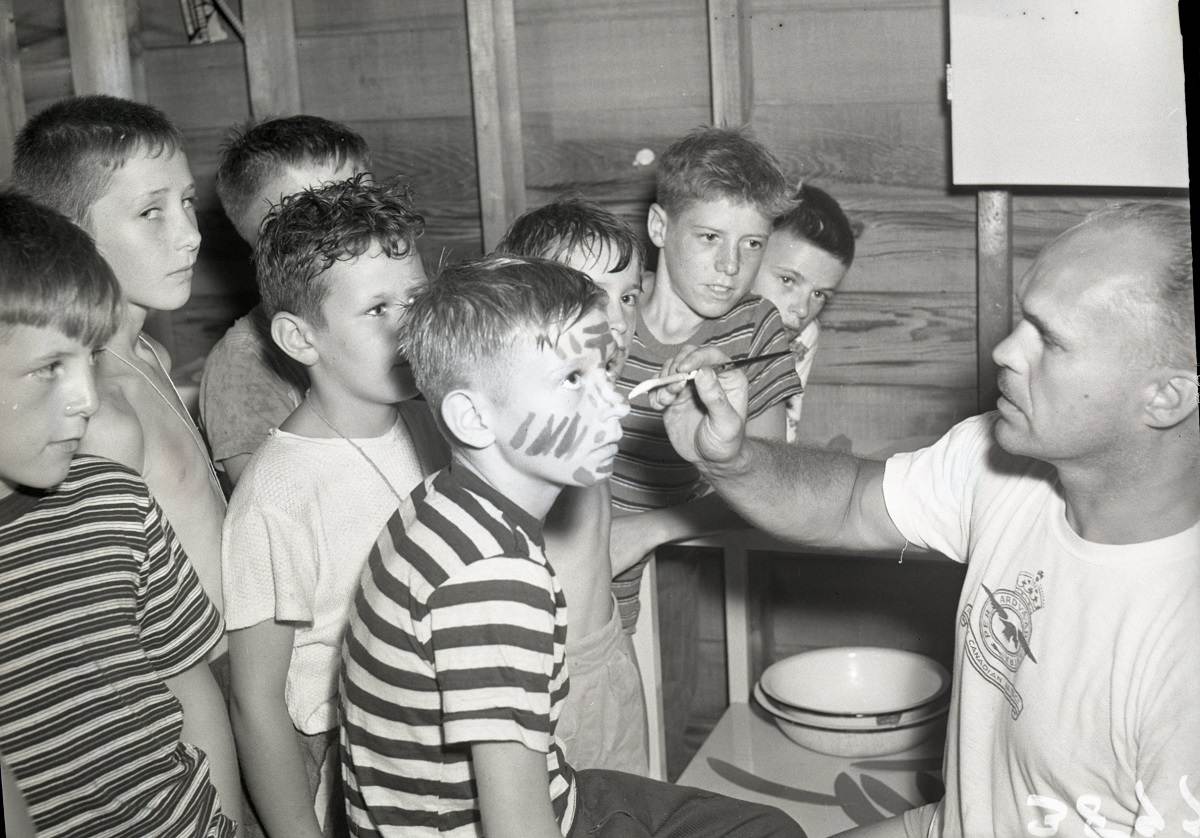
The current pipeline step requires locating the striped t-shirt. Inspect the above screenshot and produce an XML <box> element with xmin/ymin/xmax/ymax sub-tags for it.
<box><xmin>610</xmin><ymin>294</ymin><xmax>804</xmax><ymax>628</ymax></box>
<box><xmin>340</xmin><ymin>460</ymin><xmax>576</xmax><ymax>837</ymax></box>
<box><xmin>0</xmin><ymin>456</ymin><xmax>233</xmax><ymax>838</ymax></box>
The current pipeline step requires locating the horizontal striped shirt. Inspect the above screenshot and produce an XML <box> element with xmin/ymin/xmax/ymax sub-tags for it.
<box><xmin>340</xmin><ymin>460</ymin><xmax>575</xmax><ymax>837</ymax></box>
<box><xmin>0</xmin><ymin>456</ymin><xmax>232</xmax><ymax>838</ymax></box>
<box><xmin>610</xmin><ymin>295</ymin><xmax>803</xmax><ymax>628</ymax></box>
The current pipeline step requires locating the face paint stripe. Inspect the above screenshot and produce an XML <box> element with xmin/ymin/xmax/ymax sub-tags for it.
<box><xmin>593</xmin><ymin>429</ymin><xmax>606</xmax><ymax>444</ymax></box>
<box><xmin>569</xmin><ymin>332</ymin><xmax>583</xmax><ymax>354</ymax></box>
<box><xmin>573</xmin><ymin>466</ymin><xmax>598</xmax><ymax>486</ymax></box>
<box><xmin>509</xmin><ymin>411</ymin><xmax>535</xmax><ymax>450</ymax></box>
<box><xmin>553</xmin><ymin>414</ymin><xmax>582</xmax><ymax>458</ymax></box>
<box><xmin>527</xmin><ymin>414</ymin><xmax>570</xmax><ymax>456</ymax></box>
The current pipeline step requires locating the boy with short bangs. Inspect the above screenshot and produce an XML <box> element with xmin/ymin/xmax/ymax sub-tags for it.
<box><xmin>494</xmin><ymin>197</ymin><xmax>649</xmax><ymax>773</ymax></box>
<box><xmin>751</xmin><ymin>183</ymin><xmax>856</xmax><ymax>441</ymax></box>
<box><xmin>611</xmin><ymin>126</ymin><xmax>805</xmax><ymax>631</ymax></box>
<box><xmin>223</xmin><ymin>175</ymin><xmax>447</xmax><ymax>838</ymax></box>
<box><xmin>12</xmin><ymin>95</ymin><xmax>228</xmax><ymax>633</ymax></box>
<box><xmin>0</xmin><ymin>191</ymin><xmax>242</xmax><ymax>837</ymax></box>
<box><xmin>201</xmin><ymin>115</ymin><xmax>371</xmax><ymax>488</ymax></box>
<box><xmin>340</xmin><ymin>255</ymin><xmax>804</xmax><ymax>838</ymax></box>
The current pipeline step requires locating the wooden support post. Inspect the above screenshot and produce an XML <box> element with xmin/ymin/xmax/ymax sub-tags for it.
<box><xmin>0</xmin><ymin>0</ymin><xmax>25</xmax><ymax>182</ymax></box>
<box><xmin>465</xmin><ymin>0</ymin><xmax>526</xmax><ymax>253</ymax></box>
<box><xmin>242</xmin><ymin>0</ymin><xmax>301</xmax><ymax>119</ymax></box>
<box><xmin>708</xmin><ymin>0</ymin><xmax>753</xmax><ymax>127</ymax></box>
<box><xmin>65</xmin><ymin>0</ymin><xmax>135</xmax><ymax>97</ymax></box>
<box><xmin>126</xmin><ymin>0</ymin><xmax>148</xmax><ymax>103</ymax></box>
<box><xmin>976</xmin><ymin>189</ymin><xmax>1013</xmax><ymax>413</ymax></box>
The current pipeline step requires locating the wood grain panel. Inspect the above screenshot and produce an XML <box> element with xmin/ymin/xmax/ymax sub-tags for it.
<box><xmin>813</xmin><ymin>291</ymin><xmax>975</xmax><ymax>388</ymax></box>
<box><xmin>751</xmin><ymin>2</ymin><xmax>944</xmax><ymax>106</ymax></box>
<box><xmin>796</xmin><ymin>382</ymin><xmax>978</xmax><ymax>458</ymax></box>
<box><xmin>143</xmin><ymin>41</ymin><xmax>250</xmax><ymax>129</ymax></box>
<box><xmin>294</xmin><ymin>29</ymin><xmax>471</xmax><ymax>121</ymax></box>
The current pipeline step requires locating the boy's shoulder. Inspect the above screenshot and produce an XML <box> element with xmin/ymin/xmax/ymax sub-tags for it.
<box><xmin>81</xmin><ymin>357</ymin><xmax>150</xmax><ymax>472</ymax></box>
<box><xmin>1</xmin><ymin>455</ymin><xmax>150</xmax><ymax>536</ymax></box>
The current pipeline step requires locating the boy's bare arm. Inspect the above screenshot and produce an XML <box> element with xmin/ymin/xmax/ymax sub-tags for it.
<box><xmin>610</xmin><ymin>494</ymin><xmax>743</xmax><ymax>576</ymax></box>
<box><xmin>472</xmin><ymin>741</ymin><xmax>565</xmax><ymax>838</ymax></box>
<box><xmin>2</xmin><ymin>754</ymin><xmax>36</xmax><ymax>838</ymax></box>
<box><xmin>219</xmin><ymin>453</ymin><xmax>253</xmax><ymax>487</ymax></box>
<box><xmin>163</xmin><ymin>659</ymin><xmax>245</xmax><ymax>834</ymax></box>
<box><xmin>78</xmin><ymin>382</ymin><xmax>146</xmax><ymax>473</ymax></box>
<box><xmin>228</xmin><ymin>620</ymin><xmax>324</xmax><ymax>838</ymax></box>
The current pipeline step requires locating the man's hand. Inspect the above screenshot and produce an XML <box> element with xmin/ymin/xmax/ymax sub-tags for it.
<box><xmin>652</xmin><ymin>345</ymin><xmax>750</xmax><ymax>469</ymax></box>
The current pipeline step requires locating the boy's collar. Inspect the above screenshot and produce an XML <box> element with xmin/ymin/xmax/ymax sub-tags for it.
<box><xmin>0</xmin><ymin>484</ymin><xmax>46</xmax><ymax>527</ymax></box>
<box><xmin>446</xmin><ymin>457</ymin><xmax>546</xmax><ymax>547</ymax></box>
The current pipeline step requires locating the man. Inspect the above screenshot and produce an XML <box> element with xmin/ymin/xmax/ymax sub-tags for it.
<box><xmin>656</xmin><ymin>202</ymin><xmax>1199</xmax><ymax>838</ymax></box>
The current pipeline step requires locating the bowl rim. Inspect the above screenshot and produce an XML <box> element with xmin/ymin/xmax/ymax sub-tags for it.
<box><xmin>757</xmin><ymin>686</ymin><xmax>949</xmax><ymax>734</ymax></box>
<box><xmin>754</xmin><ymin>681</ymin><xmax>948</xmax><ymax>731</ymax></box>
<box><xmin>759</xmin><ymin>646</ymin><xmax>951</xmax><ymax>716</ymax></box>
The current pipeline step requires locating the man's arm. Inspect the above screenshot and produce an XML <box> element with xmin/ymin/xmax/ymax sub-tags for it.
<box><xmin>163</xmin><ymin>660</ymin><xmax>246</xmax><ymax>833</ymax></box>
<box><xmin>228</xmin><ymin>620</ymin><xmax>324</xmax><ymax>838</ymax></box>
<box><xmin>657</xmin><ymin>347</ymin><xmax>907</xmax><ymax>553</ymax></box>
<box><xmin>472</xmin><ymin>741</ymin><xmax>565</xmax><ymax>838</ymax></box>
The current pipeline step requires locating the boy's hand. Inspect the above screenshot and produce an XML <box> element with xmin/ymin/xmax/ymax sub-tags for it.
<box><xmin>653</xmin><ymin>346</ymin><xmax>750</xmax><ymax>469</ymax></box>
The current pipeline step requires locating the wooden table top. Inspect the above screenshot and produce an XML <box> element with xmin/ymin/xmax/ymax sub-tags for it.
<box><xmin>677</xmin><ymin>702</ymin><xmax>946</xmax><ymax>838</ymax></box>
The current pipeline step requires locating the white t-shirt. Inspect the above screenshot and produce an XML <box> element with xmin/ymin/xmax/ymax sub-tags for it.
<box><xmin>883</xmin><ymin>413</ymin><xmax>1200</xmax><ymax>838</ymax></box>
<box><xmin>222</xmin><ymin>401</ymin><xmax>444</xmax><ymax>733</ymax></box>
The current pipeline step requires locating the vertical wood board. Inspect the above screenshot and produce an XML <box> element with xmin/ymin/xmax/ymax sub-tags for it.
<box><xmin>64</xmin><ymin>0</ymin><xmax>134</xmax><ymax>97</ymax></box>
<box><xmin>242</xmin><ymin>0</ymin><xmax>300</xmax><ymax>119</ymax></box>
<box><xmin>1</xmin><ymin>0</ymin><xmax>24</xmax><ymax>181</ymax></box>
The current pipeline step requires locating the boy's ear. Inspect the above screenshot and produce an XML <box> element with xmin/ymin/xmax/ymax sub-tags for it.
<box><xmin>270</xmin><ymin>312</ymin><xmax>319</xmax><ymax>367</ymax></box>
<box><xmin>647</xmin><ymin>203</ymin><xmax>669</xmax><ymax>249</ymax></box>
<box><xmin>440</xmin><ymin>389</ymin><xmax>495</xmax><ymax>450</ymax></box>
<box><xmin>1142</xmin><ymin>368</ymin><xmax>1200</xmax><ymax>429</ymax></box>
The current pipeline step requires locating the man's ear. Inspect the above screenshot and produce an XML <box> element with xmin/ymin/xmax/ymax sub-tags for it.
<box><xmin>1142</xmin><ymin>368</ymin><xmax>1200</xmax><ymax>429</ymax></box>
<box><xmin>647</xmin><ymin>203</ymin><xmax>669</xmax><ymax>249</ymax></box>
<box><xmin>271</xmin><ymin>311</ymin><xmax>319</xmax><ymax>367</ymax></box>
<box><xmin>440</xmin><ymin>389</ymin><xmax>495</xmax><ymax>450</ymax></box>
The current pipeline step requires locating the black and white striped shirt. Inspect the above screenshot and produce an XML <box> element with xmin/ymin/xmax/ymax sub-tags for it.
<box><xmin>0</xmin><ymin>456</ymin><xmax>232</xmax><ymax>837</ymax></box>
<box><xmin>340</xmin><ymin>460</ymin><xmax>576</xmax><ymax>837</ymax></box>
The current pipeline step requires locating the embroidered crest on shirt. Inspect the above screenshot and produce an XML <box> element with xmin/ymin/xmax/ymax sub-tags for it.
<box><xmin>960</xmin><ymin>570</ymin><xmax>1045</xmax><ymax>719</ymax></box>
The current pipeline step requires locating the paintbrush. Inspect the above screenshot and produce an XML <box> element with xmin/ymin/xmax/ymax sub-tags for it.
<box><xmin>627</xmin><ymin>348</ymin><xmax>798</xmax><ymax>400</ymax></box>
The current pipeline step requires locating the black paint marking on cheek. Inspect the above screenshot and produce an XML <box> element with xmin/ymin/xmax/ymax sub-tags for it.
<box><xmin>573</xmin><ymin>467</ymin><xmax>598</xmax><ymax>486</ymax></box>
<box><xmin>509</xmin><ymin>412</ymin><xmax>536</xmax><ymax>449</ymax></box>
<box><xmin>527</xmin><ymin>414</ymin><xmax>569</xmax><ymax>456</ymax></box>
<box><xmin>553</xmin><ymin>414</ymin><xmax>582</xmax><ymax>458</ymax></box>
<box><xmin>593</xmin><ymin>430</ymin><xmax>606</xmax><ymax>444</ymax></box>
<box><xmin>564</xmin><ymin>420</ymin><xmax>591</xmax><ymax>459</ymax></box>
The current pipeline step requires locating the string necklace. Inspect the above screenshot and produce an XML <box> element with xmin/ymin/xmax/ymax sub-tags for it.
<box><xmin>104</xmin><ymin>335</ymin><xmax>224</xmax><ymax>498</ymax></box>
<box><xmin>306</xmin><ymin>397</ymin><xmax>406</xmax><ymax>505</ymax></box>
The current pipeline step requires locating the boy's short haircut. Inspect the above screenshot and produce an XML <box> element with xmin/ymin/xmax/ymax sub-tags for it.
<box><xmin>11</xmin><ymin>95</ymin><xmax>183</xmax><ymax>225</ymax></box>
<box><xmin>254</xmin><ymin>173</ymin><xmax>424</xmax><ymax>326</ymax></box>
<box><xmin>215</xmin><ymin>114</ymin><xmax>372</xmax><ymax>239</ymax></box>
<box><xmin>655</xmin><ymin>126</ymin><xmax>792</xmax><ymax>219</ymax></box>
<box><xmin>0</xmin><ymin>190</ymin><xmax>122</xmax><ymax>347</ymax></box>
<box><xmin>401</xmin><ymin>255</ymin><xmax>605</xmax><ymax>412</ymax></box>
<box><xmin>495</xmin><ymin>197</ymin><xmax>646</xmax><ymax>273</ymax></box>
<box><xmin>774</xmin><ymin>183</ymin><xmax>857</xmax><ymax>268</ymax></box>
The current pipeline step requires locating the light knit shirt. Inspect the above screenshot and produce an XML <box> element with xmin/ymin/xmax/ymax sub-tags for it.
<box><xmin>222</xmin><ymin>401</ymin><xmax>444</xmax><ymax>734</ymax></box>
<box><xmin>883</xmin><ymin>414</ymin><xmax>1200</xmax><ymax>838</ymax></box>
<box><xmin>784</xmin><ymin>319</ymin><xmax>820</xmax><ymax>443</ymax></box>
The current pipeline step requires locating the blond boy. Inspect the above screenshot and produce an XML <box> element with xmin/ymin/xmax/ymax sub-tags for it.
<box><xmin>13</xmin><ymin>96</ymin><xmax>228</xmax><ymax>641</ymax></box>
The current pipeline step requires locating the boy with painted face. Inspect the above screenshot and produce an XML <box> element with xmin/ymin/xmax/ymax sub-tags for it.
<box><xmin>222</xmin><ymin>176</ymin><xmax>447</xmax><ymax>838</ymax></box>
<box><xmin>12</xmin><ymin>96</ymin><xmax>228</xmax><ymax>646</ymax></box>
<box><xmin>0</xmin><ymin>191</ymin><xmax>243</xmax><ymax>837</ymax></box>
<box><xmin>340</xmin><ymin>256</ymin><xmax>805</xmax><ymax>838</ymax></box>
<box><xmin>751</xmin><ymin>183</ymin><xmax>856</xmax><ymax>441</ymax></box>
<box><xmin>201</xmin><ymin>115</ymin><xmax>371</xmax><ymax>488</ymax></box>
<box><xmin>495</xmin><ymin>198</ymin><xmax>649</xmax><ymax>773</ymax></box>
